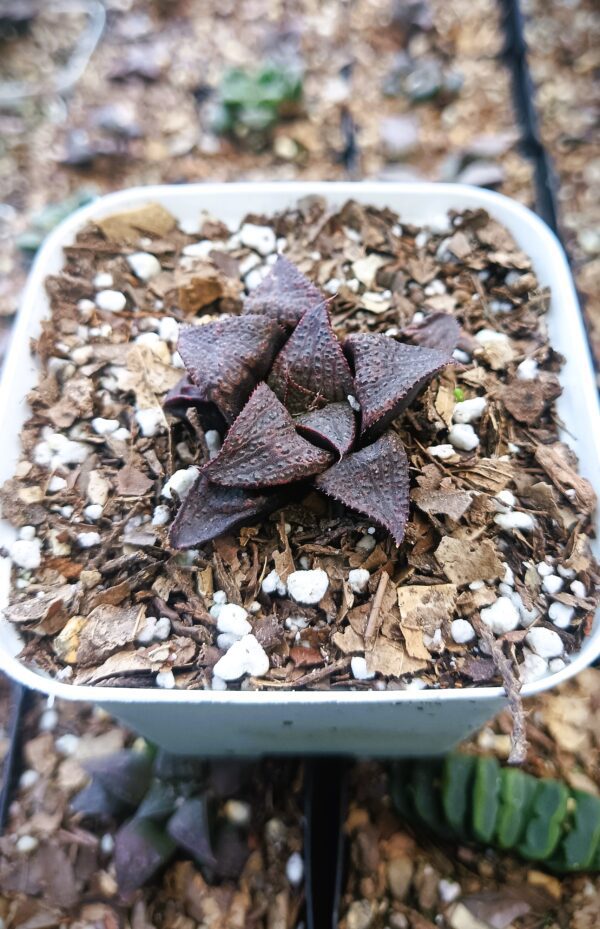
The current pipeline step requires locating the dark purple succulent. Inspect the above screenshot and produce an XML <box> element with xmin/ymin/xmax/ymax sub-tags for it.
<box><xmin>164</xmin><ymin>257</ymin><xmax>455</xmax><ymax>548</ymax></box>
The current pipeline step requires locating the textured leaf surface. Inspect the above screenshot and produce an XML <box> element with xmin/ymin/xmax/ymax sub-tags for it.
<box><xmin>345</xmin><ymin>334</ymin><xmax>452</xmax><ymax>437</ymax></box>
<box><xmin>243</xmin><ymin>255</ymin><xmax>323</xmax><ymax>329</ymax></box>
<box><xmin>295</xmin><ymin>402</ymin><xmax>356</xmax><ymax>458</ymax></box>
<box><xmin>169</xmin><ymin>474</ymin><xmax>286</xmax><ymax>548</ymax></box>
<box><xmin>204</xmin><ymin>383</ymin><xmax>332</xmax><ymax>486</ymax></box>
<box><xmin>269</xmin><ymin>300</ymin><xmax>354</xmax><ymax>413</ymax></box>
<box><xmin>115</xmin><ymin>819</ymin><xmax>176</xmax><ymax>894</ymax></box>
<box><xmin>315</xmin><ymin>431</ymin><xmax>411</xmax><ymax>545</ymax></box>
<box><xmin>177</xmin><ymin>316</ymin><xmax>284</xmax><ymax>422</ymax></box>
<box><xmin>167</xmin><ymin>796</ymin><xmax>216</xmax><ymax>868</ymax></box>
<box><xmin>401</xmin><ymin>311</ymin><xmax>461</xmax><ymax>352</ymax></box>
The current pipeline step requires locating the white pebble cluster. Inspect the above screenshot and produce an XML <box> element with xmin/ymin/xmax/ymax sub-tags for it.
<box><xmin>480</xmin><ymin>596</ymin><xmax>520</xmax><ymax>634</ymax></box>
<box><xmin>262</xmin><ymin>569</ymin><xmax>287</xmax><ymax>597</ymax></box>
<box><xmin>213</xmin><ymin>634</ymin><xmax>269</xmax><ymax>681</ymax></box>
<box><xmin>287</xmin><ymin>569</ymin><xmax>329</xmax><ymax>605</ymax></box>
<box><xmin>161</xmin><ymin>466</ymin><xmax>200</xmax><ymax>500</ymax></box>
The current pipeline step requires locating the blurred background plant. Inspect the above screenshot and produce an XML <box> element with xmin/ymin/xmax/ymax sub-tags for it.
<box><xmin>212</xmin><ymin>63</ymin><xmax>304</xmax><ymax>149</ymax></box>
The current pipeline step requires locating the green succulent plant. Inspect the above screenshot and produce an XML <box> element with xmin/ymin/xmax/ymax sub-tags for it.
<box><xmin>212</xmin><ymin>63</ymin><xmax>303</xmax><ymax>143</ymax></box>
<box><xmin>71</xmin><ymin>743</ymin><xmax>255</xmax><ymax>895</ymax></box>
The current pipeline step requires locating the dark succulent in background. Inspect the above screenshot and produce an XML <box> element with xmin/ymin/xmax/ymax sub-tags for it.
<box><xmin>72</xmin><ymin>745</ymin><xmax>254</xmax><ymax>894</ymax></box>
<box><xmin>165</xmin><ymin>256</ymin><xmax>457</xmax><ymax>550</ymax></box>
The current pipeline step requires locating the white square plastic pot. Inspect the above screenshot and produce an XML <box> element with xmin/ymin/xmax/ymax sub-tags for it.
<box><xmin>1</xmin><ymin>182</ymin><xmax>598</xmax><ymax>757</ymax></box>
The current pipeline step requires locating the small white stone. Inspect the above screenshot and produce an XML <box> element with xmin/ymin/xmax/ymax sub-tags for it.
<box><xmin>480</xmin><ymin>596</ymin><xmax>520</xmax><ymax>634</ymax></box>
<box><xmin>182</xmin><ymin>240</ymin><xmax>214</xmax><ymax>258</ymax></box>
<box><xmin>19</xmin><ymin>769</ymin><xmax>39</xmax><ymax>790</ymax></box>
<box><xmin>536</xmin><ymin>561</ymin><xmax>553</xmax><ymax>577</ymax></box>
<box><xmin>213</xmin><ymin>590</ymin><xmax>228</xmax><ymax>605</ymax></box>
<box><xmin>453</xmin><ymin>349</ymin><xmax>471</xmax><ymax>363</ymax></box>
<box><xmin>127</xmin><ymin>251</ymin><xmax>161</xmax><ymax>281</ymax></box>
<box><xmin>94</xmin><ymin>271</ymin><xmax>113</xmax><ymax>289</ymax></box>
<box><xmin>262</xmin><ymin>569</ymin><xmax>287</xmax><ymax>597</ymax></box>
<box><xmin>95</xmin><ymin>289</ymin><xmax>126</xmax><ymax>312</ymax></box>
<box><xmin>428</xmin><ymin>443</ymin><xmax>456</xmax><ymax>460</ymax></box>
<box><xmin>112</xmin><ymin>427</ymin><xmax>131</xmax><ymax>442</ymax></box>
<box><xmin>285</xmin><ymin>616</ymin><xmax>309</xmax><ymax>632</ymax></box>
<box><xmin>286</xmin><ymin>851</ymin><xmax>304</xmax><ymax>886</ymax></box>
<box><xmin>351</xmin><ymin>656</ymin><xmax>376</xmax><ymax>680</ymax></box>
<box><xmin>520</xmin><ymin>651</ymin><xmax>549</xmax><ymax>684</ymax></box>
<box><xmin>239</xmin><ymin>223</ymin><xmax>276</xmax><ymax>256</ymax></box>
<box><xmin>548</xmin><ymin>602</ymin><xmax>574</xmax><ymax>629</ymax></box>
<box><xmin>77</xmin><ymin>298</ymin><xmax>96</xmax><ymax>318</ymax></box>
<box><xmin>502</xmin><ymin>563</ymin><xmax>515</xmax><ymax>586</ymax></box>
<box><xmin>19</xmin><ymin>525</ymin><xmax>36</xmax><ymax>541</ymax></box>
<box><xmin>347</xmin><ymin>394</ymin><xmax>361</xmax><ymax>412</ymax></box>
<box><xmin>249</xmin><ymin>600</ymin><xmax>261</xmax><ymax>613</ymax></box>
<box><xmin>224</xmin><ymin>799</ymin><xmax>252</xmax><ymax>826</ymax></box>
<box><xmin>135</xmin><ymin>407</ymin><xmax>165</xmax><ymax>438</ymax></box>
<box><xmin>570</xmin><ymin>580</ymin><xmax>586</xmax><ymax>598</ymax></box>
<box><xmin>348</xmin><ymin>568</ymin><xmax>370</xmax><ymax>594</ymax></box>
<box><xmin>557</xmin><ymin>565</ymin><xmax>576</xmax><ymax>580</ymax></box>
<box><xmin>469</xmin><ymin>580</ymin><xmax>485</xmax><ymax>591</ymax></box>
<box><xmin>217</xmin><ymin>632</ymin><xmax>239</xmax><ymax>650</ymax></box>
<box><xmin>548</xmin><ymin>658</ymin><xmax>566</xmax><ymax>673</ymax></box>
<box><xmin>542</xmin><ymin>574</ymin><xmax>563</xmax><ymax>595</ymax></box>
<box><xmin>76</xmin><ymin>532</ymin><xmax>101</xmax><ymax>548</ymax></box>
<box><xmin>100</xmin><ymin>833</ymin><xmax>115</xmax><ymax>855</ymax></box>
<box><xmin>216</xmin><ymin>603</ymin><xmax>251</xmax><ymax>638</ymax></box>
<box><xmin>517</xmin><ymin>358</ymin><xmax>538</xmax><ymax>380</ymax></box>
<box><xmin>324</xmin><ymin>277</ymin><xmax>341</xmax><ymax>294</ymax></box>
<box><xmin>158</xmin><ymin>316</ymin><xmax>179</xmax><ymax>344</ymax></box>
<box><xmin>10</xmin><ymin>539</ymin><xmax>42</xmax><ymax>570</ymax></box>
<box><xmin>151</xmin><ymin>504</ymin><xmax>171</xmax><ymax>527</ymax></box>
<box><xmin>448</xmin><ymin>423</ymin><xmax>479</xmax><ymax>451</ymax></box>
<box><xmin>494</xmin><ymin>512</ymin><xmax>535</xmax><ymax>533</ymax></box>
<box><xmin>92</xmin><ymin>417</ymin><xmax>120</xmax><ymax>436</ymax></box>
<box><xmin>154</xmin><ymin>617</ymin><xmax>171</xmax><ymax>640</ymax></box>
<box><xmin>438</xmin><ymin>879</ymin><xmax>461</xmax><ymax>904</ymax></box>
<box><xmin>156</xmin><ymin>669</ymin><xmax>176</xmax><ymax>689</ymax></box>
<box><xmin>474</xmin><ymin>328</ymin><xmax>510</xmax><ymax>347</ymax></box>
<box><xmin>287</xmin><ymin>569</ymin><xmax>329</xmax><ymax>605</ymax></box>
<box><xmin>204</xmin><ymin>429</ymin><xmax>222</xmax><ymax>458</ymax></box>
<box><xmin>526</xmin><ymin>627</ymin><xmax>564</xmax><ymax>659</ymax></box>
<box><xmin>213</xmin><ymin>634</ymin><xmax>269</xmax><ymax>681</ymax></box>
<box><xmin>495</xmin><ymin>490</ymin><xmax>517</xmax><ymax>510</ymax></box>
<box><xmin>55</xmin><ymin>733</ymin><xmax>79</xmax><ymax>755</ymax></box>
<box><xmin>137</xmin><ymin>617</ymin><xmax>158</xmax><ymax>645</ymax></box>
<box><xmin>83</xmin><ymin>504</ymin><xmax>103</xmax><ymax>522</ymax></box>
<box><xmin>161</xmin><ymin>466</ymin><xmax>200</xmax><ymax>500</ymax></box>
<box><xmin>450</xmin><ymin>618</ymin><xmax>476</xmax><ymax>644</ymax></box>
<box><xmin>211</xmin><ymin>674</ymin><xmax>227</xmax><ymax>691</ymax></box>
<box><xmin>48</xmin><ymin>475</ymin><xmax>67</xmax><ymax>493</ymax></box>
<box><xmin>356</xmin><ymin>533</ymin><xmax>376</xmax><ymax>553</ymax></box>
<box><xmin>16</xmin><ymin>835</ymin><xmax>39</xmax><ymax>855</ymax></box>
<box><xmin>39</xmin><ymin>708</ymin><xmax>59</xmax><ymax>732</ymax></box>
<box><xmin>453</xmin><ymin>396</ymin><xmax>487</xmax><ymax>424</ymax></box>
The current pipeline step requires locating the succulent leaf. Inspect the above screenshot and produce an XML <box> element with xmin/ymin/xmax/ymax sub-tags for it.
<box><xmin>167</xmin><ymin>796</ymin><xmax>217</xmax><ymax>868</ymax></box>
<box><xmin>71</xmin><ymin>779</ymin><xmax>128</xmax><ymax>819</ymax></box>
<box><xmin>83</xmin><ymin>749</ymin><xmax>154</xmax><ymax>807</ymax></box>
<box><xmin>203</xmin><ymin>383</ymin><xmax>332</xmax><ymax>487</ymax></box>
<box><xmin>315</xmin><ymin>431</ymin><xmax>411</xmax><ymax>545</ymax></box>
<box><xmin>243</xmin><ymin>255</ymin><xmax>323</xmax><ymax>329</ymax></box>
<box><xmin>401</xmin><ymin>311</ymin><xmax>461</xmax><ymax>352</ymax></box>
<box><xmin>177</xmin><ymin>316</ymin><xmax>284</xmax><ymax>423</ymax></box>
<box><xmin>295</xmin><ymin>401</ymin><xmax>356</xmax><ymax>458</ymax></box>
<box><xmin>268</xmin><ymin>300</ymin><xmax>354</xmax><ymax>413</ymax></box>
<box><xmin>345</xmin><ymin>333</ymin><xmax>452</xmax><ymax>438</ymax></box>
<box><xmin>169</xmin><ymin>474</ymin><xmax>286</xmax><ymax>549</ymax></box>
<box><xmin>114</xmin><ymin>818</ymin><xmax>177</xmax><ymax>895</ymax></box>
<box><xmin>136</xmin><ymin>780</ymin><xmax>179</xmax><ymax>821</ymax></box>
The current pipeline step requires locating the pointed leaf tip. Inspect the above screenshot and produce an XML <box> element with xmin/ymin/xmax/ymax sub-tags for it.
<box><xmin>268</xmin><ymin>300</ymin><xmax>354</xmax><ymax>414</ymax></box>
<box><xmin>401</xmin><ymin>311</ymin><xmax>461</xmax><ymax>353</ymax></box>
<box><xmin>345</xmin><ymin>333</ymin><xmax>453</xmax><ymax>438</ymax></box>
<box><xmin>243</xmin><ymin>255</ymin><xmax>324</xmax><ymax>329</ymax></box>
<box><xmin>315</xmin><ymin>431</ymin><xmax>410</xmax><ymax>545</ymax></box>
<box><xmin>203</xmin><ymin>383</ymin><xmax>332</xmax><ymax>487</ymax></box>
<box><xmin>169</xmin><ymin>474</ymin><xmax>286</xmax><ymax>549</ymax></box>
<box><xmin>176</xmin><ymin>315</ymin><xmax>284</xmax><ymax>423</ymax></box>
<box><xmin>295</xmin><ymin>402</ymin><xmax>356</xmax><ymax>458</ymax></box>
<box><xmin>115</xmin><ymin>819</ymin><xmax>176</xmax><ymax>894</ymax></box>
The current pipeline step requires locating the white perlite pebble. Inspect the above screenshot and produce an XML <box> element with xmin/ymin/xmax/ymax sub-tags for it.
<box><xmin>182</xmin><ymin>240</ymin><xmax>214</xmax><ymax>258</ymax></box>
<box><xmin>287</xmin><ymin>569</ymin><xmax>329</xmax><ymax>605</ymax></box>
<box><xmin>239</xmin><ymin>223</ymin><xmax>276</xmax><ymax>256</ymax></box>
<box><xmin>474</xmin><ymin>328</ymin><xmax>511</xmax><ymax>347</ymax></box>
<box><xmin>428</xmin><ymin>444</ymin><xmax>456</xmax><ymax>460</ymax></box>
<box><xmin>351</xmin><ymin>656</ymin><xmax>376</xmax><ymax>680</ymax></box>
<box><xmin>127</xmin><ymin>252</ymin><xmax>162</xmax><ymax>281</ymax></box>
<box><xmin>94</xmin><ymin>272</ymin><xmax>113</xmax><ymax>289</ymax></box>
<box><xmin>55</xmin><ymin>733</ymin><xmax>79</xmax><ymax>755</ymax></box>
<box><xmin>19</xmin><ymin>525</ymin><xmax>36</xmax><ymax>540</ymax></box>
<box><xmin>100</xmin><ymin>833</ymin><xmax>115</xmax><ymax>855</ymax></box>
<box><xmin>286</xmin><ymin>852</ymin><xmax>304</xmax><ymax>886</ymax></box>
<box><xmin>156</xmin><ymin>669</ymin><xmax>176</xmax><ymax>689</ymax></box>
<box><xmin>439</xmin><ymin>879</ymin><xmax>462</xmax><ymax>904</ymax></box>
<box><xmin>213</xmin><ymin>590</ymin><xmax>227</xmax><ymax>605</ymax></box>
<box><xmin>39</xmin><ymin>707</ymin><xmax>59</xmax><ymax>732</ymax></box>
<box><xmin>494</xmin><ymin>512</ymin><xmax>535</xmax><ymax>533</ymax></box>
<box><xmin>526</xmin><ymin>627</ymin><xmax>564</xmax><ymax>659</ymax></box>
<box><xmin>480</xmin><ymin>596</ymin><xmax>520</xmax><ymax>634</ymax></box>
<box><xmin>76</xmin><ymin>532</ymin><xmax>101</xmax><ymax>548</ymax></box>
<box><xmin>161</xmin><ymin>466</ymin><xmax>200</xmax><ymax>500</ymax></box>
<box><xmin>549</xmin><ymin>658</ymin><xmax>566</xmax><ymax>673</ymax></box>
<box><xmin>495</xmin><ymin>489</ymin><xmax>517</xmax><ymax>510</ymax></box>
<box><xmin>217</xmin><ymin>632</ymin><xmax>239</xmax><ymax>650</ymax></box>
<box><xmin>356</xmin><ymin>533</ymin><xmax>376</xmax><ymax>552</ymax></box>
<box><xmin>135</xmin><ymin>407</ymin><xmax>165</xmax><ymax>438</ymax></box>
<box><xmin>152</xmin><ymin>504</ymin><xmax>171</xmax><ymax>527</ymax></box>
<box><xmin>347</xmin><ymin>394</ymin><xmax>361</xmax><ymax>412</ymax></box>
<box><xmin>10</xmin><ymin>538</ymin><xmax>42</xmax><ymax>570</ymax></box>
<box><xmin>48</xmin><ymin>475</ymin><xmax>67</xmax><ymax>493</ymax></box>
<box><xmin>216</xmin><ymin>603</ymin><xmax>251</xmax><ymax>638</ymax></box>
<box><xmin>84</xmin><ymin>504</ymin><xmax>103</xmax><ymax>521</ymax></box>
<box><xmin>557</xmin><ymin>564</ymin><xmax>576</xmax><ymax>580</ymax></box>
<box><xmin>348</xmin><ymin>568</ymin><xmax>370</xmax><ymax>594</ymax></box>
<box><xmin>16</xmin><ymin>835</ymin><xmax>39</xmax><ymax>855</ymax></box>
<box><xmin>536</xmin><ymin>561</ymin><xmax>553</xmax><ymax>577</ymax></box>
<box><xmin>211</xmin><ymin>674</ymin><xmax>227</xmax><ymax>691</ymax></box>
<box><xmin>448</xmin><ymin>423</ymin><xmax>479</xmax><ymax>451</ymax></box>
<box><xmin>453</xmin><ymin>396</ymin><xmax>487</xmax><ymax>424</ymax></box>
<box><xmin>35</xmin><ymin>433</ymin><xmax>89</xmax><ymax>469</ymax></box>
<box><xmin>517</xmin><ymin>357</ymin><xmax>538</xmax><ymax>380</ymax></box>
<box><xmin>542</xmin><ymin>574</ymin><xmax>563</xmax><ymax>595</ymax></box>
<box><xmin>570</xmin><ymin>580</ymin><xmax>586</xmax><ymax>598</ymax></box>
<box><xmin>502</xmin><ymin>563</ymin><xmax>515</xmax><ymax>586</ymax></box>
<box><xmin>453</xmin><ymin>349</ymin><xmax>471</xmax><ymax>363</ymax></box>
<box><xmin>19</xmin><ymin>769</ymin><xmax>39</xmax><ymax>790</ymax></box>
<box><xmin>95</xmin><ymin>289</ymin><xmax>126</xmax><ymax>312</ymax></box>
<box><xmin>158</xmin><ymin>316</ymin><xmax>179</xmax><ymax>344</ymax></box>
<box><xmin>224</xmin><ymin>799</ymin><xmax>252</xmax><ymax>826</ymax></box>
<box><xmin>205</xmin><ymin>429</ymin><xmax>222</xmax><ymax>458</ymax></box>
<box><xmin>520</xmin><ymin>651</ymin><xmax>549</xmax><ymax>684</ymax></box>
<box><xmin>213</xmin><ymin>634</ymin><xmax>269</xmax><ymax>681</ymax></box>
<box><xmin>548</xmin><ymin>602</ymin><xmax>574</xmax><ymax>629</ymax></box>
<box><xmin>91</xmin><ymin>417</ymin><xmax>120</xmax><ymax>436</ymax></box>
<box><xmin>154</xmin><ymin>617</ymin><xmax>171</xmax><ymax>640</ymax></box>
<box><xmin>262</xmin><ymin>569</ymin><xmax>287</xmax><ymax>597</ymax></box>
<box><xmin>450</xmin><ymin>618</ymin><xmax>476</xmax><ymax>644</ymax></box>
